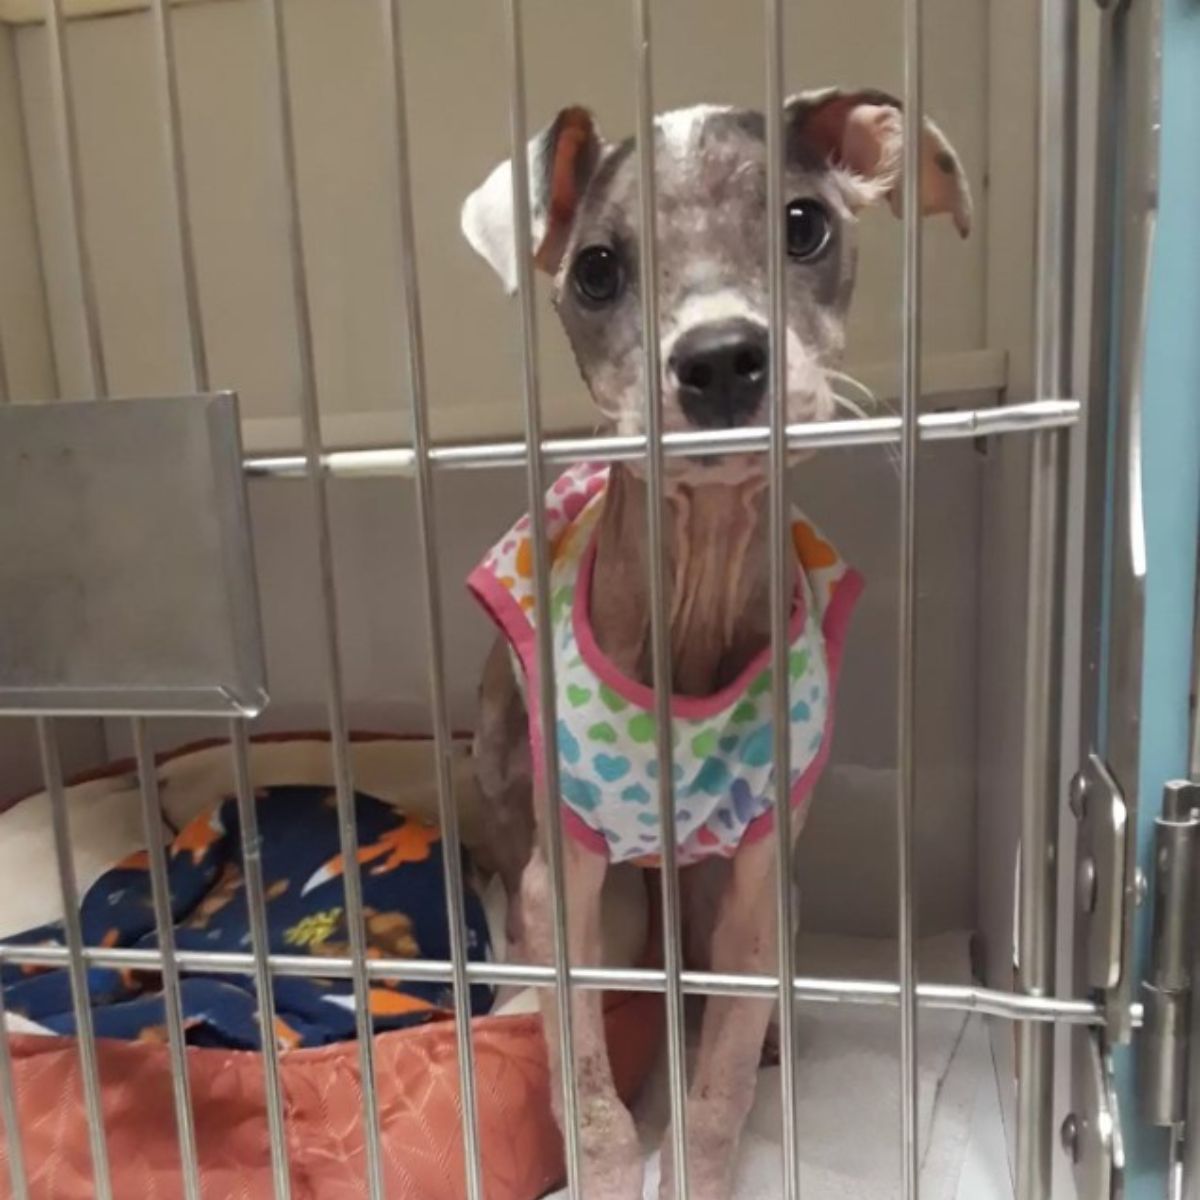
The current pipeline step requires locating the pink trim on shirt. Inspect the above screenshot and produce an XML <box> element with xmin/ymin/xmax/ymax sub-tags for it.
<box><xmin>560</xmin><ymin>807</ymin><xmax>611</xmax><ymax>855</ymax></box>
<box><xmin>739</xmin><ymin>565</ymin><xmax>864</xmax><ymax>846</ymax></box>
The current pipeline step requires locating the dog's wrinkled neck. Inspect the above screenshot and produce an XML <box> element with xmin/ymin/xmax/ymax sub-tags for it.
<box><xmin>589</xmin><ymin>464</ymin><xmax>789</xmax><ymax>696</ymax></box>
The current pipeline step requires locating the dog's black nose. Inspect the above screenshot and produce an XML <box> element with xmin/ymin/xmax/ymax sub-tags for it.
<box><xmin>670</xmin><ymin>320</ymin><xmax>769</xmax><ymax>428</ymax></box>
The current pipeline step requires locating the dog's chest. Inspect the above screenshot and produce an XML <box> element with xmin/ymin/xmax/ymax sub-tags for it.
<box><xmin>590</xmin><ymin>558</ymin><xmax>773</xmax><ymax>697</ymax></box>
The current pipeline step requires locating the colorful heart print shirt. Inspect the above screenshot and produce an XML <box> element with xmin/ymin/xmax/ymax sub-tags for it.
<box><xmin>467</xmin><ymin>463</ymin><xmax>863</xmax><ymax>866</ymax></box>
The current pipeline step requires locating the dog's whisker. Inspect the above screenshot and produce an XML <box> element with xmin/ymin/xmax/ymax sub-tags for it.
<box><xmin>827</xmin><ymin>377</ymin><xmax>902</xmax><ymax>478</ymax></box>
<box><xmin>825</xmin><ymin>368</ymin><xmax>892</xmax><ymax>416</ymax></box>
<box><xmin>829</xmin><ymin>390</ymin><xmax>870</xmax><ymax>421</ymax></box>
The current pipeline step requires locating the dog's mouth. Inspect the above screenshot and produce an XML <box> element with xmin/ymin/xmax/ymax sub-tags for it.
<box><xmin>600</xmin><ymin>396</ymin><xmax>768</xmax><ymax>484</ymax></box>
<box><xmin>610</xmin><ymin>376</ymin><xmax>837</xmax><ymax>483</ymax></box>
<box><xmin>649</xmin><ymin>398</ymin><xmax>766</xmax><ymax>478</ymax></box>
<box><xmin>618</xmin><ymin>441</ymin><xmax>766</xmax><ymax>488</ymax></box>
<box><xmin>675</xmin><ymin>394</ymin><xmax>835</xmax><ymax>482</ymax></box>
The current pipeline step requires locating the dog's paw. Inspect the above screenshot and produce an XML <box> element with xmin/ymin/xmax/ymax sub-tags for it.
<box><xmin>658</xmin><ymin>1167</ymin><xmax>733</xmax><ymax>1200</ymax></box>
<box><xmin>657</xmin><ymin>1126</ymin><xmax>736</xmax><ymax>1200</ymax></box>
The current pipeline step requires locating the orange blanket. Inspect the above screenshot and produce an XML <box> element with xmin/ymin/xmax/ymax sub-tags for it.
<box><xmin>2</xmin><ymin>992</ymin><xmax>660</xmax><ymax>1200</ymax></box>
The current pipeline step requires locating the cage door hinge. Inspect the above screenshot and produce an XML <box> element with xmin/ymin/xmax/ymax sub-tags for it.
<box><xmin>1140</xmin><ymin>780</ymin><xmax>1200</xmax><ymax>1126</ymax></box>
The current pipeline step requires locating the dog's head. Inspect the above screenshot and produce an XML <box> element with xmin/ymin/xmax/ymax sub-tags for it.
<box><xmin>462</xmin><ymin>90</ymin><xmax>971</xmax><ymax>481</ymax></box>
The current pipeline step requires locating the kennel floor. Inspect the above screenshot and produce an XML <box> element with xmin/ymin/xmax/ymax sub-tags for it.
<box><xmin>546</xmin><ymin>930</ymin><xmax>1015</xmax><ymax>1200</ymax></box>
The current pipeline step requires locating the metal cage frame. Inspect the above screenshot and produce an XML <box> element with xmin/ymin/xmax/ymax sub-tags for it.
<box><xmin>0</xmin><ymin>0</ymin><xmax>1146</xmax><ymax>1197</ymax></box>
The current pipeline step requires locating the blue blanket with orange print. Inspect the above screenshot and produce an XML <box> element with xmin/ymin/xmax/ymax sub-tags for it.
<box><xmin>0</xmin><ymin>786</ymin><xmax>494</xmax><ymax>1048</ymax></box>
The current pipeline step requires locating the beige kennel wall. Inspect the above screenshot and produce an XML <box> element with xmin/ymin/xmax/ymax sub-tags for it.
<box><xmin>0</xmin><ymin>23</ymin><xmax>53</xmax><ymax>402</ymax></box>
<box><xmin>0</xmin><ymin>0</ymin><xmax>1045</xmax><ymax>944</ymax></box>
<box><xmin>5</xmin><ymin>0</ymin><xmax>1004</xmax><ymax>448</ymax></box>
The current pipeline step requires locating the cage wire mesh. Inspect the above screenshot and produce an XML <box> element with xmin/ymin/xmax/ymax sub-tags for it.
<box><xmin>0</xmin><ymin>0</ymin><xmax>1090</xmax><ymax>1196</ymax></box>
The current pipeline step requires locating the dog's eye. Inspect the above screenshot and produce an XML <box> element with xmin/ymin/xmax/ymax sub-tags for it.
<box><xmin>785</xmin><ymin>199</ymin><xmax>832</xmax><ymax>261</ymax></box>
<box><xmin>571</xmin><ymin>246</ymin><xmax>623</xmax><ymax>305</ymax></box>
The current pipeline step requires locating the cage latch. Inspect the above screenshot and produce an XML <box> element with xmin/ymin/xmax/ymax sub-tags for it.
<box><xmin>1070</xmin><ymin>755</ymin><xmax>1129</xmax><ymax>994</ymax></box>
<box><xmin>1065</xmin><ymin>754</ymin><xmax>1130</xmax><ymax>1199</ymax></box>
<box><xmin>1141</xmin><ymin>780</ymin><xmax>1200</xmax><ymax>1126</ymax></box>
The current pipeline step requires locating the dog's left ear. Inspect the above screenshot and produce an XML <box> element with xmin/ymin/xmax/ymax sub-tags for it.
<box><xmin>461</xmin><ymin>106</ymin><xmax>605</xmax><ymax>294</ymax></box>
<box><xmin>786</xmin><ymin>88</ymin><xmax>972</xmax><ymax>238</ymax></box>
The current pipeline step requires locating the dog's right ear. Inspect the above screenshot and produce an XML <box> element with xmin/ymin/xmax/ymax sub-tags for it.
<box><xmin>787</xmin><ymin>88</ymin><xmax>973</xmax><ymax>238</ymax></box>
<box><xmin>461</xmin><ymin>106</ymin><xmax>604</xmax><ymax>295</ymax></box>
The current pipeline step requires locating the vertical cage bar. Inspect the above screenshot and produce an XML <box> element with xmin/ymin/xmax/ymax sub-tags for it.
<box><xmin>148</xmin><ymin>0</ymin><xmax>208</xmax><ymax>392</ymax></box>
<box><xmin>145</xmin><ymin>8</ymin><xmax>225</xmax><ymax>1187</ymax></box>
<box><xmin>258</xmin><ymin>2</ymin><xmax>385</xmax><ymax>1194</ymax></box>
<box><xmin>44</xmin><ymin>0</ymin><xmax>106</xmax><ymax>398</ymax></box>
<box><xmin>632</xmin><ymin>0</ymin><xmax>691</xmax><ymax>1194</ymax></box>
<box><xmin>763</xmin><ymin>2</ymin><xmax>801</xmax><ymax>1198</ymax></box>
<box><xmin>0</xmin><ymin>946</ymin><xmax>29</xmax><ymax>1200</ymax></box>
<box><xmin>379</xmin><ymin>2</ymin><xmax>485</xmax><ymax>1196</ymax></box>
<box><xmin>501</xmin><ymin>2</ymin><xmax>584</xmax><ymax>1193</ymax></box>
<box><xmin>1170</xmin><ymin>1124</ymin><xmax>1185</xmax><ymax>1200</ymax></box>
<box><xmin>897</xmin><ymin>0</ymin><xmax>923</xmax><ymax>1191</ymax></box>
<box><xmin>229</xmin><ymin>719</ymin><xmax>292</xmax><ymax>1200</ymax></box>
<box><xmin>1017</xmin><ymin>0</ymin><xmax>1074</xmax><ymax>1191</ymax></box>
<box><xmin>0</xmin><ymin>324</ymin><xmax>10</xmax><ymax>403</ymax></box>
<box><xmin>131</xmin><ymin>719</ymin><xmax>201</xmax><ymax>1200</ymax></box>
<box><xmin>38</xmin><ymin>716</ymin><xmax>112</xmax><ymax>1200</ymax></box>
<box><xmin>1016</xmin><ymin>443</ymin><xmax>1066</xmax><ymax>1200</ymax></box>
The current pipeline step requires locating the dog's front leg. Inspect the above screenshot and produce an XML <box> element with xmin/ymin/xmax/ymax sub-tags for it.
<box><xmin>522</xmin><ymin>835</ymin><xmax>642</xmax><ymax>1199</ymax></box>
<box><xmin>659</xmin><ymin>835</ymin><xmax>781</xmax><ymax>1200</ymax></box>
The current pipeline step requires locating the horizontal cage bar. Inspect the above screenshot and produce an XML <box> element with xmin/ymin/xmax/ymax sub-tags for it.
<box><xmin>243</xmin><ymin>399</ymin><xmax>1081</xmax><ymax>479</ymax></box>
<box><xmin>0</xmin><ymin>941</ymin><xmax>1136</xmax><ymax>1026</ymax></box>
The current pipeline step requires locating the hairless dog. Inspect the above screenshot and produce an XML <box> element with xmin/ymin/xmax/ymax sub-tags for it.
<box><xmin>462</xmin><ymin>90</ymin><xmax>971</xmax><ymax>1200</ymax></box>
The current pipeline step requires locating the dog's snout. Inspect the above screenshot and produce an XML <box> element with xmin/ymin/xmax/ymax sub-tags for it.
<box><xmin>670</xmin><ymin>320</ymin><xmax>769</xmax><ymax>428</ymax></box>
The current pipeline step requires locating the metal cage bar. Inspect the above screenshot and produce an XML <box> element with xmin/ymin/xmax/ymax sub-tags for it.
<box><xmin>230</xmin><ymin>721</ymin><xmax>292</xmax><ymax>1200</ymax></box>
<box><xmin>380</xmin><ymin>0</ymin><xmax>486</xmax><ymax>1194</ymax></box>
<box><xmin>148</xmin><ymin>0</ymin><xmax>208</xmax><ymax>393</ymax></box>
<box><xmin>0</xmin><ymin>938</ymin><xmax>1142</xmax><ymax>1024</ymax></box>
<box><xmin>27</xmin><ymin>5</ymin><xmax>165</xmax><ymax>1196</ymax></box>
<box><xmin>631</xmin><ymin>1</ymin><xmax>692</xmax><ymax>1193</ymax></box>
<box><xmin>502</xmin><ymin>3</ymin><xmax>585</xmax><ymax>1194</ymax></box>
<box><xmin>897</xmin><ymin>0</ymin><xmax>924</xmax><ymax>1192</ymax></box>
<box><xmin>1017</xmin><ymin>436</ymin><xmax>1069</xmax><ymax>1194</ymax></box>
<box><xmin>258</xmin><ymin>0</ymin><xmax>386</xmax><ymax>1193</ymax></box>
<box><xmin>131</xmin><ymin>719</ymin><xmax>202</xmax><ymax>1200</ymax></box>
<box><xmin>763</xmin><ymin>3</ymin><xmax>801</xmax><ymax>1197</ymax></box>
<box><xmin>0</xmin><ymin>321</ymin><xmax>9</xmax><ymax>404</ymax></box>
<box><xmin>1016</xmin><ymin>0</ymin><xmax>1076</xmax><ymax>1193</ymax></box>
<box><xmin>243</xmin><ymin>400</ymin><xmax>1080</xmax><ymax>480</ymax></box>
<box><xmin>38</xmin><ymin>717</ymin><xmax>112</xmax><ymax>1200</ymax></box>
<box><xmin>45</xmin><ymin>0</ymin><xmax>106</xmax><ymax>397</ymax></box>
<box><xmin>145</xmin><ymin>0</ymin><xmax>294</xmax><ymax>1184</ymax></box>
<box><xmin>0</xmin><ymin>940</ymin><xmax>29</xmax><ymax>1200</ymax></box>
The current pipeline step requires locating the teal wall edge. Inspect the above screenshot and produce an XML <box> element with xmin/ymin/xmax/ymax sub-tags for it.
<box><xmin>1115</xmin><ymin>0</ymin><xmax>1200</xmax><ymax>1191</ymax></box>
